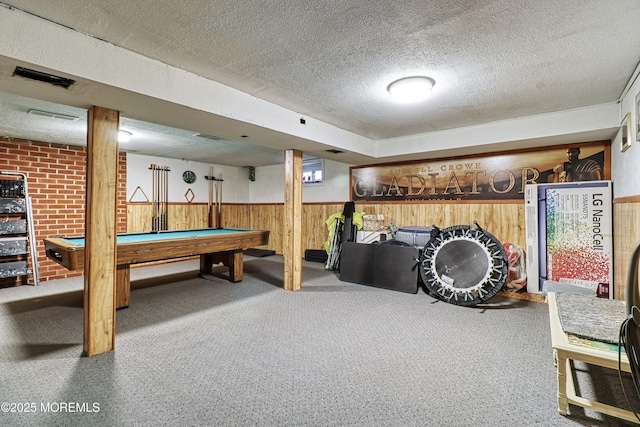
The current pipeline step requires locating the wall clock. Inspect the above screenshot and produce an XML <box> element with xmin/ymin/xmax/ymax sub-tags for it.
<box><xmin>182</xmin><ymin>170</ymin><xmax>197</xmax><ymax>184</ymax></box>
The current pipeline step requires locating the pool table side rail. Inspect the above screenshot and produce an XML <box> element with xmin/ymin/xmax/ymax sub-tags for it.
<box><xmin>44</xmin><ymin>229</ymin><xmax>269</xmax><ymax>270</ymax></box>
<box><xmin>44</xmin><ymin>237</ymin><xmax>84</xmax><ymax>270</ymax></box>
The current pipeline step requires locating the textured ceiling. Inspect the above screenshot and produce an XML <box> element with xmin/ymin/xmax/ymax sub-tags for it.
<box><xmin>0</xmin><ymin>0</ymin><xmax>639</xmax><ymax>166</ymax></box>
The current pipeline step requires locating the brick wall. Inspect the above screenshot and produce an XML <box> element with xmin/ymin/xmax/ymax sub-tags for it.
<box><xmin>0</xmin><ymin>137</ymin><xmax>127</xmax><ymax>283</ymax></box>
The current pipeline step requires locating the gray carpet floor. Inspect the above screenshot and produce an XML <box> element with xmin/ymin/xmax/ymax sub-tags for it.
<box><xmin>0</xmin><ymin>256</ymin><xmax>638</xmax><ymax>426</ymax></box>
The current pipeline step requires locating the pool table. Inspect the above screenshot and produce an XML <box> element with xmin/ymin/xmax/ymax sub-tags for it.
<box><xmin>44</xmin><ymin>228</ymin><xmax>270</xmax><ymax>308</ymax></box>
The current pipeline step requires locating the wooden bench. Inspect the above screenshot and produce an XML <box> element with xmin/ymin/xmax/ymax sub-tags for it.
<box><xmin>547</xmin><ymin>292</ymin><xmax>638</xmax><ymax>424</ymax></box>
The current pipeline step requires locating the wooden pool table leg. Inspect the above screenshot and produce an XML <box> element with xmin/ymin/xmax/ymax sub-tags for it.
<box><xmin>200</xmin><ymin>250</ymin><xmax>244</xmax><ymax>282</ymax></box>
<box><xmin>227</xmin><ymin>250</ymin><xmax>243</xmax><ymax>281</ymax></box>
<box><xmin>116</xmin><ymin>264</ymin><xmax>131</xmax><ymax>309</ymax></box>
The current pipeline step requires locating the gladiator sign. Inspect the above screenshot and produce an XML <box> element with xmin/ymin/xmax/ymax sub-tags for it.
<box><xmin>351</xmin><ymin>144</ymin><xmax>607</xmax><ymax>202</ymax></box>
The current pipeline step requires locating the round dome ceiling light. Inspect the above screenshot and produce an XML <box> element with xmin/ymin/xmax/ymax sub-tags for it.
<box><xmin>387</xmin><ymin>76</ymin><xmax>435</xmax><ymax>103</ymax></box>
<box><xmin>118</xmin><ymin>130</ymin><xmax>132</xmax><ymax>143</ymax></box>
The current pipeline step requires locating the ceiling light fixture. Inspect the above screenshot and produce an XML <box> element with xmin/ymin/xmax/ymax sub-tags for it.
<box><xmin>118</xmin><ymin>130</ymin><xmax>132</xmax><ymax>143</ymax></box>
<box><xmin>387</xmin><ymin>76</ymin><xmax>435</xmax><ymax>103</ymax></box>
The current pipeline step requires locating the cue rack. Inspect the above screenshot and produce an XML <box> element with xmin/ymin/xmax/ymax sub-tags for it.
<box><xmin>205</xmin><ymin>166</ymin><xmax>223</xmax><ymax>229</ymax></box>
<box><xmin>150</xmin><ymin>164</ymin><xmax>170</xmax><ymax>231</ymax></box>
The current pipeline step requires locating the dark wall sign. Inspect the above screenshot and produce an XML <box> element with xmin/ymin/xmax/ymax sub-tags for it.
<box><xmin>350</xmin><ymin>143</ymin><xmax>608</xmax><ymax>202</ymax></box>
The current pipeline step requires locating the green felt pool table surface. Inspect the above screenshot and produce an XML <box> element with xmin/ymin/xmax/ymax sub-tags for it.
<box><xmin>57</xmin><ymin>228</ymin><xmax>256</xmax><ymax>246</ymax></box>
<box><xmin>44</xmin><ymin>227</ymin><xmax>270</xmax><ymax>271</ymax></box>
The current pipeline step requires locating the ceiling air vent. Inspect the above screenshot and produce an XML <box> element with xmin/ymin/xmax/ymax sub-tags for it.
<box><xmin>325</xmin><ymin>149</ymin><xmax>344</xmax><ymax>154</ymax></box>
<box><xmin>13</xmin><ymin>66</ymin><xmax>76</xmax><ymax>89</ymax></box>
<box><xmin>193</xmin><ymin>133</ymin><xmax>223</xmax><ymax>141</ymax></box>
<box><xmin>27</xmin><ymin>109</ymin><xmax>79</xmax><ymax>121</ymax></box>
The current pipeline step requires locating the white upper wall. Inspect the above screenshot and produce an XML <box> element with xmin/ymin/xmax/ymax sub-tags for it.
<box><xmin>613</xmin><ymin>72</ymin><xmax>640</xmax><ymax>198</ymax></box>
<box><xmin>250</xmin><ymin>160</ymin><xmax>351</xmax><ymax>203</ymax></box>
<box><xmin>126</xmin><ymin>153</ymin><xmax>251</xmax><ymax>204</ymax></box>
<box><xmin>128</xmin><ymin>153</ymin><xmax>352</xmax><ymax>204</ymax></box>
<box><xmin>374</xmin><ymin>103</ymin><xmax>619</xmax><ymax>159</ymax></box>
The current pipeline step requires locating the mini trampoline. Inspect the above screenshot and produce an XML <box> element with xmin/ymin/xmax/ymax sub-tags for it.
<box><xmin>419</xmin><ymin>222</ymin><xmax>508</xmax><ymax>306</ymax></box>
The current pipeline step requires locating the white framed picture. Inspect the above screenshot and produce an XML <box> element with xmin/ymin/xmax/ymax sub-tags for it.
<box><xmin>622</xmin><ymin>112</ymin><xmax>632</xmax><ymax>152</ymax></box>
<box><xmin>636</xmin><ymin>91</ymin><xmax>640</xmax><ymax>142</ymax></box>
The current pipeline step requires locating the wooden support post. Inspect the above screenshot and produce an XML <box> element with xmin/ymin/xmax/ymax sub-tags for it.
<box><xmin>83</xmin><ymin>106</ymin><xmax>119</xmax><ymax>357</ymax></box>
<box><xmin>283</xmin><ymin>149</ymin><xmax>303</xmax><ymax>291</ymax></box>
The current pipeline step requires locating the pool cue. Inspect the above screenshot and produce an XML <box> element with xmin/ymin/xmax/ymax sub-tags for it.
<box><xmin>158</xmin><ymin>164</ymin><xmax>162</xmax><ymax>230</ymax></box>
<box><xmin>162</xmin><ymin>165</ymin><xmax>169</xmax><ymax>230</ymax></box>
<box><xmin>216</xmin><ymin>173</ymin><xmax>223</xmax><ymax>229</ymax></box>
<box><xmin>150</xmin><ymin>164</ymin><xmax>170</xmax><ymax>232</ymax></box>
<box><xmin>213</xmin><ymin>176</ymin><xmax>218</xmax><ymax>228</ymax></box>
<box><xmin>150</xmin><ymin>164</ymin><xmax>158</xmax><ymax>231</ymax></box>
<box><xmin>208</xmin><ymin>166</ymin><xmax>213</xmax><ymax>228</ymax></box>
<box><xmin>205</xmin><ymin>167</ymin><xmax>216</xmax><ymax>228</ymax></box>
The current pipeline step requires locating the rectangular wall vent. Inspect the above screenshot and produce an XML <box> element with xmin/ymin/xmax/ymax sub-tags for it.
<box><xmin>13</xmin><ymin>66</ymin><xmax>76</xmax><ymax>89</ymax></box>
<box><xmin>27</xmin><ymin>109</ymin><xmax>79</xmax><ymax>121</ymax></box>
<box><xmin>193</xmin><ymin>133</ymin><xmax>224</xmax><ymax>141</ymax></box>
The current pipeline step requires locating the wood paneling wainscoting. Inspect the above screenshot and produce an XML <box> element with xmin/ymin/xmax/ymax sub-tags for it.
<box><xmin>613</xmin><ymin>197</ymin><xmax>640</xmax><ymax>301</ymax></box>
<box><xmin>127</xmin><ymin>203</ymin><xmax>211</xmax><ymax>231</ymax></box>
<box><xmin>128</xmin><ymin>199</ymin><xmax>639</xmax><ymax>301</ymax></box>
<box><xmin>353</xmin><ymin>201</ymin><xmax>526</xmax><ymax>246</ymax></box>
<box><xmin>127</xmin><ymin>200</ymin><xmax>526</xmax><ymax>265</ymax></box>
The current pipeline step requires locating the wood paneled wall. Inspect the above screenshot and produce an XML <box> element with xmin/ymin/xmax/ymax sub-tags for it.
<box><xmin>127</xmin><ymin>200</ymin><xmax>525</xmax><ymax>262</ymax></box>
<box><xmin>127</xmin><ymin>200</ymin><xmax>640</xmax><ymax>301</ymax></box>
<box><xmin>128</xmin><ymin>203</ymin><xmax>210</xmax><ymax>232</ymax></box>
<box><xmin>353</xmin><ymin>202</ymin><xmax>525</xmax><ymax>246</ymax></box>
<box><xmin>613</xmin><ymin>200</ymin><xmax>640</xmax><ymax>301</ymax></box>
